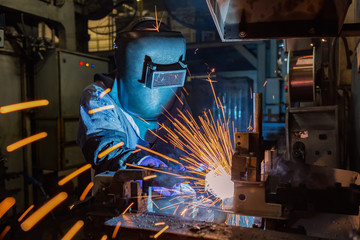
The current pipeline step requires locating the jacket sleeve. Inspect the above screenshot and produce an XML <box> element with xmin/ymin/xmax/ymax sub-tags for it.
<box><xmin>77</xmin><ymin>84</ymin><xmax>142</xmax><ymax>173</ymax></box>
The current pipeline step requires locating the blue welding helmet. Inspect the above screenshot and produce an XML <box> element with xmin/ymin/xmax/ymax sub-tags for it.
<box><xmin>114</xmin><ymin>21</ymin><xmax>187</xmax><ymax>120</ymax></box>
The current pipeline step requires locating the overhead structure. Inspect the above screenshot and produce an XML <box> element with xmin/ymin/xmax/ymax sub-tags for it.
<box><xmin>206</xmin><ymin>0</ymin><xmax>352</xmax><ymax>41</ymax></box>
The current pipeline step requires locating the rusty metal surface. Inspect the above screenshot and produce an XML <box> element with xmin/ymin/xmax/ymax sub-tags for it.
<box><xmin>105</xmin><ymin>212</ymin><xmax>318</xmax><ymax>239</ymax></box>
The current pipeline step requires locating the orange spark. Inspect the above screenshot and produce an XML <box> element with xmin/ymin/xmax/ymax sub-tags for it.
<box><xmin>21</xmin><ymin>192</ymin><xmax>68</xmax><ymax>231</ymax></box>
<box><xmin>137</xmin><ymin>115</ymin><xmax>150</xmax><ymax>125</ymax></box>
<box><xmin>186</xmin><ymin>67</ymin><xmax>192</xmax><ymax>77</ymax></box>
<box><xmin>182</xmin><ymin>87</ymin><xmax>189</xmax><ymax>96</ymax></box>
<box><xmin>272</xmin><ymin>95</ymin><xmax>275</xmax><ymax>100</ymax></box>
<box><xmin>160</xmin><ymin>202</ymin><xmax>181</xmax><ymax>211</ymax></box>
<box><xmin>250</xmin><ymin>88</ymin><xmax>253</xmax><ymax>99</ymax></box>
<box><xmin>88</xmin><ymin>105</ymin><xmax>114</xmax><ymax>114</ymax></box>
<box><xmin>147</xmin><ymin>129</ymin><xmax>168</xmax><ymax>143</ymax></box>
<box><xmin>80</xmin><ymin>182</ymin><xmax>94</xmax><ymax>201</ymax></box>
<box><xmin>154</xmin><ymin>5</ymin><xmax>164</xmax><ymax>32</ymax></box>
<box><xmin>18</xmin><ymin>204</ymin><xmax>34</xmax><ymax>222</ymax></box>
<box><xmin>135</xmin><ymin>145</ymin><xmax>181</xmax><ymax>165</ymax></box>
<box><xmin>207</xmin><ymin>76</ymin><xmax>218</xmax><ymax>109</ymax></box>
<box><xmin>173</xmin><ymin>205</ymin><xmax>179</xmax><ymax>215</ymax></box>
<box><xmin>263</xmin><ymin>81</ymin><xmax>267</xmax><ymax>87</ymax></box>
<box><xmin>150</xmin><ymin>199</ymin><xmax>159</xmax><ymax>209</ymax></box>
<box><xmin>143</xmin><ymin>175</ymin><xmax>157</xmax><ymax>181</ymax></box>
<box><xmin>247</xmin><ymin>115</ymin><xmax>253</xmax><ymax>131</ymax></box>
<box><xmin>100</xmin><ymin>88</ymin><xmax>111</xmax><ymax>98</ymax></box>
<box><xmin>0</xmin><ymin>226</ymin><xmax>11</xmax><ymax>240</ymax></box>
<box><xmin>171</xmin><ymin>89</ymin><xmax>184</xmax><ymax>105</ymax></box>
<box><xmin>0</xmin><ymin>197</ymin><xmax>16</xmax><ymax>219</ymax></box>
<box><xmin>293</xmin><ymin>66</ymin><xmax>312</xmax><ymax>70</ymax></box>
<box><xmin>122</xmin><ymin>202</ymin><xmax>134</xmax><ymax>215</ymax></box>
<box><xmin>126</xmin><ymin>163</ymin><xmax>202</xmax><ymax>181</ymax></box>
<box><xmin>127</xmin><ymin>163</ymin><xmax>181</xmax><ymax>178</ymax></box>
<box><xmin>98</xmin><ymin>142</ymin><xmax>124</xmax><ymax>159</ymax></box>
<box><xmin>180</xmin><ymin>208</ymin><xmax>188</xmax><ymax>216</ymax></box>
<box><xmin>154</xmin><ymin>225</ymin><xmax>169</xmax><ymax>239</ymax></box>
<box><xmin>297</xmin><ymin>55</ymin><xmax>313</xmax><ymax>60</ymax></box>
<box><xmin>136</xmin><ymin>5</ymin><xmax>165</xmax><ymax>32</ymax></box>
<box><xmin>131</xmin><ymin>149</ymin><xmax>141</xmax><ymax>154</ymax></box>
<box><xmin>111</xmin><ymin>220</ymin><xmax>121</xmax><ymax>239</ymax></box>
<box><xmin>58</xmin><ymin>164</ymin><xmax>92</xmax><ymax>186</ymax></box>
<box><xmin>155</xmin><ymin>222</ymin><xmax>165</xmax><ymax>226</ymax></box>
<box><xmin>7</xmin><ymin>132</ymin><xmax>47</xmax><ymax>152</ymax></box>
<box><xmin>101</xmin><ymin>235</ymin><xmax>108</xmax><ymax>240</ymax></box>
<box><xmin>194</xmin><ymin>48</ymin><xmax>198</xmax><ymax>54</ymax></box>
<box><xmin>0</xmin><ymin>99</ymin><xmax>49</xmax><ymax>114</ymax></box>
<box><xmin>61</xmin><ymin>220</ymin><xmax>84</xmax><ymax>240</ymax></box>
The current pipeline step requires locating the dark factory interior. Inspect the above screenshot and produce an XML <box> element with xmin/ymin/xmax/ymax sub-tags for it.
<box><xmin>2</xmin><ymin>0</ymin><xmax>360</xmax><ymax>239</ymax></box>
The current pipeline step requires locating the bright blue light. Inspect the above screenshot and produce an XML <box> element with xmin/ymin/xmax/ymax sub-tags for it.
<box><xmin>91</xmin><ymin>64</ymin><xmax>95</xmax><ymax>68</ymax></box>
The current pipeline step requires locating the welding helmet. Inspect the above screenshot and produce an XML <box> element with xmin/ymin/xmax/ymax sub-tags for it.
<box><xmin>114</xmin><ymin>18</ymin><xmax>187</xmax><ymax>120</ymax></box>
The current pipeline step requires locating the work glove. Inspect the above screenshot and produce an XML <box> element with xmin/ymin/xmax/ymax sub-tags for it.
<box><xmin>138</xmin><ymin>156</ymin><xmax>186</xmax><ymax>171</ymax></box>
<box><xmin>151</xmin><ymin>183</ymin><xmax>195</xmax><ymax>196</ymax></box>
<box><xmin>138</xmin><ymin>156</ymin><xmax>168</xmax><ymax>168</ymax></box>
<box><xmin>138</xmin><ymin>156</ymin><xmax>194</xmax><ymax>196</ymax></box>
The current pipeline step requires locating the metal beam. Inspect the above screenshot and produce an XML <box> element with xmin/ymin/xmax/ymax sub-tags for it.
<box><xmin>217</xmin><ymin>70</ymin><xmax>257</xmax><ymax>80</ymax></box>
<box><xmin>257</xmin><ymin>42</ymin><xmax>266</xmax><ymax>93</ymax></box>
<box><xmin>234</xmin><ymin>45</ymin><xmax>257</xmax><ymax>68</ymax></box>
<box><xmin>0</xmin><ymin>0</ymin><xmax>76</xmax><ymax>50</ymax></box>
<box><xmin>187</xmin><ymin>40</ymin><xmax>263</xmax><ymax>49</ymax></box>
<box><xmin>269</xmin><ymin>40</ymin><xmax>278</xmax><ymax>78</ymax></box>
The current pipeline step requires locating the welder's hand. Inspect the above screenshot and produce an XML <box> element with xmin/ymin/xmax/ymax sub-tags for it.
<box><xmin>138</xmin><ymin>156</ymin><xmax>168</xmax><ymax>168</ymax></box>
<box><xmin>171</xmin><ymin>165</ymin><xmax>186</xmax><ymax>171</ymax></box>
<box><xmin>172</xmin><ymin>183</ymin><xmax>196</xmax><ymax>195</ymax></box>
<box><xmin>152</xmin><ymin>183</ymin><xmax>196</xmax><ymax>196</ymax></box>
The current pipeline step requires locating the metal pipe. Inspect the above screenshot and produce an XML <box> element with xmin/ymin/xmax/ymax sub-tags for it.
<box><xmin>253</xmin><ymin>93</ymin><xmax>262</xmax><ymax>136</ymax></box>
<box><xmin>253</xmin><ymin>93</ymin><xmax>262</xmax><ymax>181</ymax></box>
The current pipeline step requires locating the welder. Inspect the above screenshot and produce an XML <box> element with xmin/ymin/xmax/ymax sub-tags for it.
<box><xmin>77</xmin><ymin>18</ymin><xmax>193</xmax><ymax>194</ymax></box>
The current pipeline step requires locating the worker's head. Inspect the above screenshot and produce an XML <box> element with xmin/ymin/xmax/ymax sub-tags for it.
<box><xmin>114</xmin><ymin>18</ymin><xmax>187</xmax><ymax>120</ymax></box>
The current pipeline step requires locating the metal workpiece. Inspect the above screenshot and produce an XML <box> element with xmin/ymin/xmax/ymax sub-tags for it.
<box><xmin>286</xmin><ymin>106</ymin><xmax>339</xmax><ymax>168</ymax></box>
<box><xmin>232</xmin><ymin>132</ymin><xmax>262</xmax><ymax>181</ymax></box>
<box><xmin>93</xmin><ymin>171</ymin><xmax>117</xmax><ymax>196</ymax></box>
<box><xmin>93</xmin><ymin>170</ymin><xmax>151</xmax><ymax>213</ymax></box>
<box><xmin>233</xmin><ymin>170</ymin><xmax>360</xmax><ymax>220</ymax></box>
<box><xmin>105</xmin><ymin>212</ymin><xmax>317</xmax><ymax>240</ymax></box>
<box><xmin>93</xmin><ymin>168</ymin><xmax>205</xmax><ymax>214</ymax></box>
<box><xmin>233</xmin><ymin>180</ymin><xmax>283</xmax><ymax>219</ymax></box>
<box><xmin>245</xmin><ymin>157</ymin><xmax>257</xmax><ymax>182</ymax></box>
<box><xmin>231</xmin><ymin>153</ymin><xmax>246</xmax><ymax>181</ymax></box>
<box><xmin>232</xmin><ymin>100</ymin><xmax>263</xmax><ymax>182</ymax></box>
<box><xmin>262</xmin><ymin>150</ymin><xmax>278</xmax><ymax>174</ymax></box>
<box><xmin>233</xmin><ymin>132</ymin><xmax>261</xmax><ymax>155</ymax></box>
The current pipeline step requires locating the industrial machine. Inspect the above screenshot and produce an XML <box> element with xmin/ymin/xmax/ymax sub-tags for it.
<box><xmin>33</xmin><ymin>50</ymin><xmax>108</xmax><ymax>170</ymax></box>
<box><xmin>2</xmin><ymin>0</ymin><xmax>360</xmax><ymax>240</ymax></box>
<box><xmin>231</xmin><ymin>92</ymin><xmax>360</xmax><ymax>239</ymax></box>
<box><xmin>85</xmin><ymin>1</ymin><xmax>360</xmax><ymax>238</ymax></box>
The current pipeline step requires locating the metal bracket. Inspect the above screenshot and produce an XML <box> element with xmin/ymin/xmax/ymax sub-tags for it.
<box><xmin>233</xmin><ymin>180</ymin><xmax>283</xmax><ymax>219</ymax></box>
